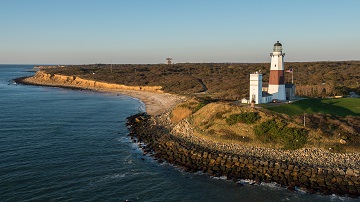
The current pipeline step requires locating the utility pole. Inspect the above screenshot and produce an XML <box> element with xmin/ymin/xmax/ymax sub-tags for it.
<box><xmin>303</xmin><ymin>112</ymin><xmax>306</xmax><ymax>127</ymax></box>
<box><xmin>110</xmin><ymin>60</ymin><xmax>113</xmax><ymax>73</ymax></box>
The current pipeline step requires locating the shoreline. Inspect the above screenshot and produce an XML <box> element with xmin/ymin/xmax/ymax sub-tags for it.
<box><xmin>127</xmin><ymin>113</ymin><xmax>360</xmax><ymax>197</ymax></box>
<box><xmin>15</xmin><ymin>72</ymin><xmax>360</xmax><ymax>197</ymax></box>
<box><xmin>16</xmin><ymin>73</ymin><xmax>186</xmax><ymax>116</ymax></box>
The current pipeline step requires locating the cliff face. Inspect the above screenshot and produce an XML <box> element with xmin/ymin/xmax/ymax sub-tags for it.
<box><xmin>24</xmin><ymin>71</ymin><xmax>163</xmax><ymax>93</ymax></box>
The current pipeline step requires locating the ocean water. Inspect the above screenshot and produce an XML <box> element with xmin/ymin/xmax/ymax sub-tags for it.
<box><xmin>0</xmin><ymin>65</ymin><xmax>358</xmax><ymax>202</ymax></box>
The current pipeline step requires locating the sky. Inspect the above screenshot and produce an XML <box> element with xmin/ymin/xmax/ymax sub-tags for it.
<box><xmin>0</xmin><ymin>0</ymin><xmax>359</xmax><ymax>64</ymax></box>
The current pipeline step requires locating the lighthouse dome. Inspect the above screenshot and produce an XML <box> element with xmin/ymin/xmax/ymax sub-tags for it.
<box><xmin>274</xmin><ymin>41</ymin><xmax>282</xmax><ymax>46</ymax></box>
<box><xmin>273</xmin><ymin>41</ymin><xmax>282</xmax><ymax>52</ymax></box>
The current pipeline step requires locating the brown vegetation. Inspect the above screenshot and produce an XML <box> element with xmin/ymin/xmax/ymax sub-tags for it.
<box><xmin>42</xmin><ymin>61</ymin><xmax>360</xmax><ymax>100</ymax></box>
<box><xmin>37</xmin><ymin>62</ymin><xmax>360</xmax><ymax>152</ymax></box>
<box><xmin>293</xmin><ymin>114</ymin><xmax>360</xmax><ymax>152</ymax></box>
<box><xmin>171</xmin><ymin>99</ymin><xmax>360</xmax><ymax>152</ymax></box>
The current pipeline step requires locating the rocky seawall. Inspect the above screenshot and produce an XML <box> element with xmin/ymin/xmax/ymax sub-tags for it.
<box><xmin>127</xmin><ymin>113</ymin><xmax>360</xmax><ymax>197</ymax></box>
<box><xmin>20</xmin><ymin>70</ymin><xmax>163</xmax><ymax>93</ymax></box>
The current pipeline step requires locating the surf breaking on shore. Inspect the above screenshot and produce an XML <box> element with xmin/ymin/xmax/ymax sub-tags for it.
<box><xmin>127</xmin><ymin>112</ymin><xmax>360</xmax><ymax>197</ymax></box>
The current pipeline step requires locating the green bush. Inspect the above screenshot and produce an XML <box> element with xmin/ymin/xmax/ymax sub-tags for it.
<box><xmin>226</xmin><ymin>112</ymin><xmax>260</xmax><ymax>125</ymax></box>
<box><xmin>253</xmin><ymin>119</ymin><xmax>279</xmax><ymax>142</ymax></box>
<box><xmin>281</xmin><ymin>127</ymin><xmax>308</xmax><ymax>150</ymax></box>
<box><xmin>214</xmin><ymin>111</ymin><xmax>225</xmax><ymax>119</ymax></box>
<box><xmin>194</xmin><ymin>103</ymin><xmax>207</xmax><ymax>112</ymax></box>
<box><xmin>178</xmin><ymin>101</ymin><xmax>207</xmax><ymax>113</ymax></box>
<box><xmin>192</xmin><ymin>97</ymin><xmax>216</xmax><ymax>112</ymax></box>
<box><xmin>254</xmin><ymin>119</ymin><xmax>307</xmax><ymax>150</ymax></box>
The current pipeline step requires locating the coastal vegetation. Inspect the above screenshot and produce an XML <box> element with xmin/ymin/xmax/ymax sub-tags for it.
<box><xmin>23</xmin><ymin>62</ymin><xmax>360</xmax><ymax>196</ymax></box>
<box><xmin>226</xmin><ymin>111</ymin><xmax>260</xmax><ymax>125</ymax></box>
<box><xmin>170</xmin><ymin>98</ymin><xmax>359</xmax><ymax>153</ymax></box>
<box><xmin>33</xmin><ymin>62</ymin><xmax>360</xmax><ymax>152</ymax></box>
<box><xmin>262</xmin><ymin>98</ymin><xmax>360</xmax><ymax>152</ymax></box>
<box><xmin>41</xmin><ymin>61</ymin><xmax>360</xmax><ymax>100</ymax></box>
<box><xmin>254</xmin><ymin>119</ymin><xmax>307</xmax><ymax>150</ymax></box>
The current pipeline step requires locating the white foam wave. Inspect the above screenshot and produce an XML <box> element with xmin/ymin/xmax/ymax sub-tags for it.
<box><xmin>138</xmin><ymin>104</ymin><xmax>146</xmax><ymax>113</ymax></box>
<box><xmin>110</xmin><ymin>173</ymin><xmax>126</xmax><ymax>179</ymax></box>
<box><xmin>328</xmin><ymin>194</ymin><xmax>355</xmax><ymax>202</ymax></box>
<box><xmin>116</xmin><ymin>137</ymin><xmax>132</xmax><ymax>143</ymax></box>
<box><xmin>126</xmin><ymin>96</ymin><xmax>146</xmax><ymax>113</ymax></box>
<box><xmin>260</xmin><ymin>181</ymin><xmax>282</xmax><ymax>189</ymax></box>
<box><xmin>210</xmin><ymin>176</ymin><xmax>228</xmax><ymax>180</ymax></box>
<box><xmin>294</xmin><ymin>186</ymin><xmax>308</xmax><ymax>194</ymax></box>
<box><xmin>105</xmin><ymin>171</ymin><xmax>158</xmax><ymax>180</ymax></box>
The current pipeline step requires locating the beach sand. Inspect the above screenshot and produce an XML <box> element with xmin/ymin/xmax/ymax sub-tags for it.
<box><xmin>97</xmin><ymin>88</ymin><xmax>185</xmax><ymax>115</ymax></box>
<box><xmin>18</xmin><ymin>74</ymin><xmax>186</xmax><ymax>116</ymax></box>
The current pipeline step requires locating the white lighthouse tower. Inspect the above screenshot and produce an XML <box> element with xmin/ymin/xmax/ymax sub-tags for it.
<box><xmin>268</xmin><ymin>41</ymin><xmax>286</xmax><ymax>101</ymax></box>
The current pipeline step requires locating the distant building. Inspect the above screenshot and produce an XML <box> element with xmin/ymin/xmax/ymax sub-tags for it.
<box><xmin>249</xmin><ymin>41</ymin><xmax>296</xmax><ymax>104</ymax></box>
<box><xmin>166</xmin><ymin>58</ymin><xmax>172</xmax><ymax>65</ymax></box>
<box><xmin>241</xmin><ymin>98</ymin><xmax>249</xmax><ymax>104</ymax></box>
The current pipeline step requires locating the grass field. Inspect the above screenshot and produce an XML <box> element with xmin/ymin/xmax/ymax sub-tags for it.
<box><xmin>265</xmin><ymin>98</ymin><xmax>360</xmax><ymax>116</ymax></box>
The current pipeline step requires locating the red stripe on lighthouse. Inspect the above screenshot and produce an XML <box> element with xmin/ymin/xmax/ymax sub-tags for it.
<box><xmin>269</xmin><ymin>70</ymin><xmax>285</xmax><ymax>85</ymax></box>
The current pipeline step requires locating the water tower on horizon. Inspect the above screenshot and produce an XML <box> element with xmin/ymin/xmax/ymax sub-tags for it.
<box><xmin>166</xmin><ymin>58</ymin><xmax>173</xmax><ymax>65</ymax></box>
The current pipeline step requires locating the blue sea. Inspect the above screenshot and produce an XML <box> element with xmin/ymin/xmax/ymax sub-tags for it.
<box><xmin>0</xmin><ymin>65</ymin><xmax>358</xmax><ymax>202</ymax></box>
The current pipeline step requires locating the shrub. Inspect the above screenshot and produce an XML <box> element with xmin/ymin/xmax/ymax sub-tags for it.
<box><xmin>219</xmin><ymin>129</ymin><xmax>251</xmax><ymax>142</ymax></box>
<box><xmin>194</xmin><ymin>103</ymin><xmax>206</xmax><ymax>112</ymax></box>
<box><xmin>208</xmin><ymin>129</ymin><xmax>216</xmax><ymax>136</ymax></box>
<box><xmin>226</xmin><ymin>112</ymin><xmax>260</xmax><ymax>125</ymax></box>
<box><xmin>214</xmin><ymin>111</ymin><xmax>225</xmax><ymax>119</ymax></box>
<box><xmin>281</xmin><ymin>127</ymin><xmax>307</xmax><ymax>150</ymax></box>
<box><xmin>254</xmin><ymin>119</ymin><xmax>307</xmax><ymax>150</ymax></box>
<box><xmin>253</xmin><ymin>119</ymin><xmax>280</xmax><ymax>142</ymax></box>
<box><xmin>178</xmin><ymin>100</ymin><xmax>207</xmax><ymax>113</ymax></box>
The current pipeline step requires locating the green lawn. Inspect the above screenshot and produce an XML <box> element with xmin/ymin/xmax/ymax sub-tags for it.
<box><xmin>265</xmin><ymin>98</ymin><xmax>360</xmax><ymax>116</ymax></box>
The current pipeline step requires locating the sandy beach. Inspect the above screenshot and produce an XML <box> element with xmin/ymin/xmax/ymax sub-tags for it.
<box><xmin>97</xmin><ymin>88</ymin><xmax>186</xmax><ymax>115</ymax></box>
<box><xmin>18</xmin><ymin>71</ymin><xmax>186</xmax><ymax>116</ymax></box>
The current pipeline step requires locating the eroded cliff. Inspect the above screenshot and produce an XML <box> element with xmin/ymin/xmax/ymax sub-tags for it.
<box><xmin>23</xmin><ymin>71</ymin><xmax>163</xmax><ymax>93</ymax></box>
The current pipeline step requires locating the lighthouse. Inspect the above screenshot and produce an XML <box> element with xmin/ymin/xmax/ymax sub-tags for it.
<box><xmin>267</xmin><ymin>41</ymin><xmax>286</xmax><ymax>101</ymax></box>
